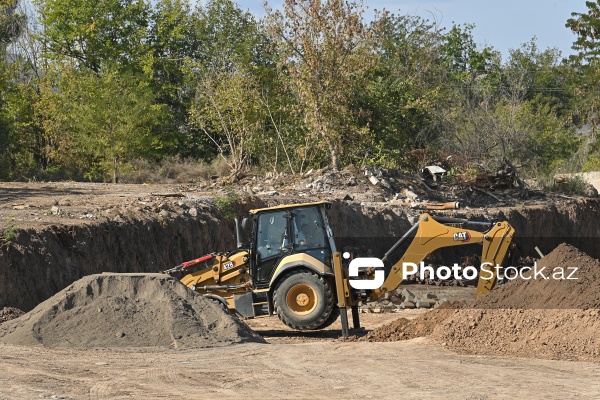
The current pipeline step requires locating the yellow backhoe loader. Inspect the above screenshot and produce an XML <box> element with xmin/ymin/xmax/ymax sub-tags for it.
<box><xmin>164</xmin><ymin>201</ymin><xmax>514</xmax><ymax>336</ymax></box>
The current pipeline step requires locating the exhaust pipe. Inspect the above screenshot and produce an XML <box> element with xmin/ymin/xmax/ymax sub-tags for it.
<box><xmin>234</xmin><ymin>217</ymin><xmax>243</xmax><ymax>248</ymax></box>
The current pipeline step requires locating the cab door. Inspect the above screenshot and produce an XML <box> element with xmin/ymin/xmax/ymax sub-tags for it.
<box><xmin>252</xmin><ymin>211</ymin><xmax>291</xmax><ymax>287</ymax></box>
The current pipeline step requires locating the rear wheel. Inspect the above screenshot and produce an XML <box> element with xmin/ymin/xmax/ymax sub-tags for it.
<box><xmin>273</xmin><ymin>270</ymin><xmax>338</xmax><ymax>330</ymax></box>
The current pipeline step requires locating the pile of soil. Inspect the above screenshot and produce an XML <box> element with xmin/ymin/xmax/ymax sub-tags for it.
<box><xmin>432</xmin><ymin>308</ymin><xmax>600</xmax><ymax>361</ymax></box>
<box><xmin>476</xmin><ymin>243</ymin><xmax>600</xmax><ymax>309</ymax></box>
<box><xmin>0</xmin><ymin>273</ymin><xmax>264</xmax><ymax>349</ymax></box>
<box><xmin>361</xmin><ymin>306</ymin><xmax>456</xmax><ymax>342</ymax></box>
<box><xmin>0</xmin><ymin>307</ymin><xmax>24</xmax><ymax>323</ymax></box>
<box><xmin>362</xmin><ymin>244</ymin><xmax>600</xmax><ymax>361</ymax></box>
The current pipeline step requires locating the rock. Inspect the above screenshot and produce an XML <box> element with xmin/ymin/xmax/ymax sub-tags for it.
<box><xmin>380</xmin><ymin>179</ymin><xmax>392</xmax><ymax>189</ymax></box>
<box><xmin>368</xmin><ymin>176</ymin><xmax>380</xmax><ymax>186</ymax></box>
<box><xmin>415</xmin><ymin>300</ymin><xmax>436</xmax><ymax>309</ymax></box>
<box><xmin>51</xmin><ymin>206</ymin><xmax>60</xmax><ymax>215</ymax></box>
<box><xmin>259</xmin><ymin>190</ymin><xmax>279</xmax><ymax>196</ymax></box>
<box><xmin>400</xmin><ymin>301</ymin><xmax>416</xmax><ymax>309</ymax></box>
<box><xmin>585</xmin><ymin>185</ymin><xmax>598</xmax><ymax>198</ymax></box>
<box><xmin>159</xmin><ymin>210</ymin><xmax>170</xmax><ymax>218</ymax></box>
<box><xmin>188</xmin><ymin>208</ymin><xmax>198</xmax><ymax>217</ymax></box>
<box><xmin>401</xmin><ymin>288</ymin><xmax>416</xmax><ymax>302</ymax></box>
<box><xmin>401</xmin><ymin>188</ymin><xmax>418</xmax><ymax>201</ymax></box>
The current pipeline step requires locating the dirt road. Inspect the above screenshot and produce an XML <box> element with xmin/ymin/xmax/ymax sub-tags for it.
<box><xmin>1</xmin><ymin>338</ymin><xmax>598</xmax><ymax>399</ymax></box>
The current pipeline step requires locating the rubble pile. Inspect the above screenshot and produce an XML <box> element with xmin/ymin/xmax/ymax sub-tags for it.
<box><xmin>0</xmin><ymin>307</ymin><xmax>24</xmax><ymax>323</ymax></box>
<box><xmin>359</xmin><ymin>288</ymin><xmax>450</xmax><ymax>313</ymax></box>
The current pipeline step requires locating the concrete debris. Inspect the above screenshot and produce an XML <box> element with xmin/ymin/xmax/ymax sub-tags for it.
<box><xmin>358</xmin><ymin>288</ymin><xmax>449</xmax><ymax>313</ymax></box>
<box><xmin>421</xmin><ymin>165</ymin><xmax>446</xmax><ymax>181</ymax></box>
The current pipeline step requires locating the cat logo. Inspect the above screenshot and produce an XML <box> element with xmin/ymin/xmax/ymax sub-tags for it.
<box><xmin>453</xmin><ymin>231</ymin><xmax>471</xmax><ymax>242</ymax></box>
<box><xmin>223</xmin><ymin>261</ymin><xmax>235</xmax><ymax>271</ymax></box>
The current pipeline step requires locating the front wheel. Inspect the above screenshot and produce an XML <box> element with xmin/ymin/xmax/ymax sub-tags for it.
<box><xmin>273</xmin><ymin>270</ymin><xmax>338</xmax><ymax>330</ymax></box>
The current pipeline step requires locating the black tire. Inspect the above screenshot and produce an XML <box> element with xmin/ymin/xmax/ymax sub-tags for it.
<box><xmin>273</xmin><ymin>270</ymin><xmax>338</xmax><ymax>330</ymax></box>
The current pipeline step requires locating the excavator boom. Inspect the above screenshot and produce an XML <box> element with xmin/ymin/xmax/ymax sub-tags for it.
<box><xmin>372</xmin><ymin>213</ymin><xmax>514</xmax><ymax>300</ymax></box>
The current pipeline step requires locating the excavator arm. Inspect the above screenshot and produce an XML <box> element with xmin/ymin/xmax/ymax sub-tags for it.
<box><xmin>371</xmin><ymin>213</ymin><xmax>515</xmax><ymax>300</ymax></box>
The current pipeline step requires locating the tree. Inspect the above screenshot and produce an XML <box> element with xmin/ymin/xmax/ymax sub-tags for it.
<box><xmin>189</xmin><ymin>65</ymin><xmax>266</xmax><ymax>178</ymax></box>
<box><xmin>266</xmin><ymin>0</ymin><xmax>377</xmax><ymax>170</ymax></box>
<box><xmin>437</xmin><ymin>39</ymin><xmax>577</xmax><ymax>177</ymax></box>
<box><xmin>38</xmin><ymin>65</ymin><xmax>167</xmax><ymax>182</ymax></box>
<box><xmin>566</xmin><ymin>1</ymin><xmax>600</xmax><ymax>139</ymax></box>
<box><xmin>0</xmin><ymin>0</ymin><xmax>25</xmax><ymax>178</ymax></box>
<box><xmin>0</xmin><ymin>0</ymin><xmax>23</xmax><ymax>44</ymax></box>
<box><xmin>360</xmin><ymin>14</ymin><xmax>449</xmax><ymax>168</ymax></box>
<box><xmin>35</xmin><ymin>0</ymin><xmax>151</xmax><ymax>72</ymax></box>
<box><xmin>566</xmin><ymin>0</ymin><xmax>600</xmax><ymax>62</ymax></box>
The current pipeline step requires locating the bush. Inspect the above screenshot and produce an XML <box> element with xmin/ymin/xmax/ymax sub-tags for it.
<box><xmin>553</xmin><ymin>175</ymin><xmax>590</xmax><ymax>196</ymax></box>
<box><xmin>214</xmin><ymin>188</ymin><xmax>240</xmax><ymax>219</ymax></box>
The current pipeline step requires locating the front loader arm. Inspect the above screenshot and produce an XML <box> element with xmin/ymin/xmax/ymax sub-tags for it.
<box><xmin>370</xmin><ymin>213</ymin><xmax>514</xmax><ymax>300</ymax></box>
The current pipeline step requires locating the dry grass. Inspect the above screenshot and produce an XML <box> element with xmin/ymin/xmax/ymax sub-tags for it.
<box><xmin>119</xmin><ymin>157</ymin><xmax>231</xmax><ymax>184</ymax></box>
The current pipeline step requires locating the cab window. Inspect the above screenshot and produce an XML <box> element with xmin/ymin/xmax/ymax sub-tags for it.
<box><xmin>256</xmin><ymin>211</ymin><xmax>289</xmax><ymax>260</ymax></box>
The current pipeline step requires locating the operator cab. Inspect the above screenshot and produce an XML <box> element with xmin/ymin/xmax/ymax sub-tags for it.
<box><xmin>248</xmin><ymin>202</ymin><xmax>334</xmax><ymax>289</ymax></box>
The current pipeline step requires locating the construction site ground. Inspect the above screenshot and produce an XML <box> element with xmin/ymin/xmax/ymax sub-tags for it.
<box><xmin>1</xmin><ymin>171</ymin><xmax>599</xmax><ymax>399</ymax></box>
<box><xmin>1</xmin><ymin>312</ymin><xmax>600</xmax><ymax>400</ymax></box>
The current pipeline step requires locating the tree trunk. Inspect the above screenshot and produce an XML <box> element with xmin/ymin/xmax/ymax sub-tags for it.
<box><xmin>113</xmin><ymin>156</ymin><xmax>118</xmax><ymax>184</ymax></box>
<box><xmin>321</xmin><ymin>129</ymin><xmax>339</xmax><ymax>171</ymax></box>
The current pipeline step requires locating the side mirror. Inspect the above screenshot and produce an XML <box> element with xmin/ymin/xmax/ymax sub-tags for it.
<box><xmin>241</xmin><ymin>217</ymin><xmax>250</xmax><ymax>230</ymax></box>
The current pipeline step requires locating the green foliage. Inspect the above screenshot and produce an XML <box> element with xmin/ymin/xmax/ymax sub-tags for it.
<box><xmin>214</xmin><ymin>188</ymin><xmax>240</xmax><ymax>219</ymax></box>
<box><xmin>566</xmin><ymin>0</ymin><xmax>600</xmax><ymax>62</ymax></box>
<box><xmin>36</xmin><ymin>0</ymin><xmax>151</xmax><ymax>72</ymax></box>
<box><xmin>188</xmin><ymin>64</ymin><xmax>266</xmax><ymax>176</ymax></box>
<box><xmin>0</xmin><ymin>215</ymin><xmax>17</xmax><ymax>248</ymax></box>
<box><xmin>37</xmin><ymin>65</ymin><xmax>168</xmax><ymax>182</ymax></box>
<box><xmin>362</xmin><ymin>14</ymin><xmax>450</xmax><ymax>168</ymax></box>
<box><xmin>566</xmin><ymin>1</ymin><xmax>600</xmax><ymax>137</ymax></box>
<box><xmin>583</xmin><ymin>153</ymin><xmax>600</xmax><ymax>172</ymax></box>
<box><xmin>0</xmin><ymin>0</ymin><xmax>597</xmax><ymax>181</ymax></box>
<box><xmin>266</xmin><ymin>0</ymin><xmax>377</xmax><ymax>170</ymax></box>
<box><xmin>0</xmin><ymin>0</ymin><xmax>24</xmax><ymax>44</ymax></box>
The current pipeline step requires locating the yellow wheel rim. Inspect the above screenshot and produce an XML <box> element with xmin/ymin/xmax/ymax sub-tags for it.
<box><xmin>286</xmin><ymin>283</ymin><xmax>318</xmax><ymax>316</ymax></box>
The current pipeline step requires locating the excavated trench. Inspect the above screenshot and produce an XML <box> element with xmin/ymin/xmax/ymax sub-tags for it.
<box><xmin>1</xmin><ymin>198</ymin><xmax>599</xmax><ymax>311</ymax></box>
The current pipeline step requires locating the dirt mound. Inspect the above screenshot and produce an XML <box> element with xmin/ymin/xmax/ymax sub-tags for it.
<box><xmin>476</xmin><ymin>243</ymin><xmax>600</xmax><ymax>309</ymax></box>
<box><xmin>0</xmin><ymin>273</ymin><xmax>264</xmax><ymax>349</ymax></box>
<box><xmin>432</xmin><ymin>308</ymin><xmax>600</xmax><ymax>361</ymax></box>
<box><xmin>0</xmin><ymin>307</ymin><xmax>24</xmax><ymax>323</ymax></box>
<box><xmin>360</xmin><ymin>307</ymin><xmax>456</xmax><ymax>342</ymax></box>
<box><xmin>361</xmin><ymin>243</ymin><xmax>600</xmax><ymax>361</ymax></box>
<box><xmin>361</xmin><ymin>307</ymin><xmax>600</xmax><ymax>361</ymax></box>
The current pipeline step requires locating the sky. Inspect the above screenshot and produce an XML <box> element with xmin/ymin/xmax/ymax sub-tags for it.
<box><xmin>236</xmin><ymin>0</ymin><xmax>590</xmax><ymax>61</ymax></box>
